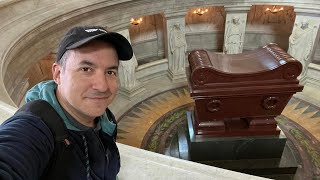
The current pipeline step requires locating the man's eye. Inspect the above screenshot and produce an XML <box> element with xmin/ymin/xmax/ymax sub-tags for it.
<box><xmin>81</xmin><ymin>67</ymin><xmax>91</xmax><ymax>72</ymax></box>
<box><xmin>107</xmin><ymin>71</ymin><xmax>117</xmax><ymax>76</ymax></box>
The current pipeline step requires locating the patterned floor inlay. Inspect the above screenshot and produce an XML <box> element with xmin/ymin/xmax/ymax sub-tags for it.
<box><xmin>117</xmin><ymin>87</ymin><xmax>193</xmax><ymax>147</ymax></box>
<box><xmin>117</xmin><ymin>87</ymin><xmax>320</xmax><ymax>179</ymax></box>
<box><xmin>277</xmin><ymin>115</ymin><xmax>320</xmax><ymax>180</ymax></box>
<box><xmin>282</xmin><ymin>98</ymin><xmax>320</xmax><ymax>141</ymax></box>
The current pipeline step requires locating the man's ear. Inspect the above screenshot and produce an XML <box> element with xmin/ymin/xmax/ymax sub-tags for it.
<box><xmin>52</xmin><ymin>63</ymin><xmax>62</xmax><ymax>85</ymax></box>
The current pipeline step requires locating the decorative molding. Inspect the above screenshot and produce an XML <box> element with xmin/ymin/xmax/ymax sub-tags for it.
<box><xmin>163</xmin><ymin>9</ymin><xmax>187</xmax><ymax>19</ymax></box>
<box><xmin>119</xmin><ymin>82</ymin><xmax>146</xmax><ymax>100</ymax></box>
<box><xmin>306</xmin><ymin>63</ymin><xmax>320</xmax><ymax>87</ymax></box>
<box><xmin>136</xmin><ymin>59</ymin><xmax>168</xmax><ymax>82</ymax></box>
<box><xmin>0</xmin><ymin>0</ymin><xmax>22</xmax><ymax>9</ymax></box>
<box><xmin>224</xmin><ymin>5</ymin><xmax>252</xmax><ymax>13</ymax></box>
<box><xmin>167</xmin><ymin>69</ymin><xmax>187</xmax><ymax>82</ymax></box>
<box><xmin>294</xmin><ymin>7</ymin><xmax>320</xmax><ymax>16</ymax></box>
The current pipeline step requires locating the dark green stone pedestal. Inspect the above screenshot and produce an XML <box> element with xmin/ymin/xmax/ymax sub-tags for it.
<box><xmin>182</xmin><ymin>111</ymin><xmax>298</xmax><ymax>179</ymax></box>
<box><xmin>187</xmin><ymin>111</ymin><xmax>287</xmax><ymax>161</ymax></box>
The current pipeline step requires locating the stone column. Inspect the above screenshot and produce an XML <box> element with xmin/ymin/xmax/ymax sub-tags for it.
<box><xmin>223</xmin><ymin>5</ymin><xmax>251</xmax><ymax>54</ymax></box>
<box><xmin>163</xmin><ymin>10</ymin><xmax>188</xmax><ymax>82</ymax></box>
<box><xmin>117</xmin><ymin>28</ymin><xmax>145</xmax><ymax>100</ymax></box>
<box><xmin>287</xmin><ymin>7</ymin><xmax>320</xmax><ymax>82</ymax></box>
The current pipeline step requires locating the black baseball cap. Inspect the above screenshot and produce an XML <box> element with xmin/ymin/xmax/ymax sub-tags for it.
<box><xmin>56</xmin><ymin>26</ymin><xmax>133</xmax><ymax>61</ymax></box>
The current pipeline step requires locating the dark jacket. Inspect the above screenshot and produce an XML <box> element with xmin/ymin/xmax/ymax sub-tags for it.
<box><xmin>0</xmin><ymin>80</ymin><xmax>120</xmax><ymax>180</ymax></box>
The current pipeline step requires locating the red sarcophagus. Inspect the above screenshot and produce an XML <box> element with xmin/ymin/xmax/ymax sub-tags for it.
<box><xmin>186</xmin><ymin>43</ymin><xmax>304</xmax><ymax>137</ymax></box>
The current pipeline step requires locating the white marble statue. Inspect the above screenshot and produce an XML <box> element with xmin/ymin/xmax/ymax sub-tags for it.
<box><xmin>118</xmin><ymin>30</ymin><xmax>138</xmax><ymax>89</ymax></box>
<box><xmin>288</xmin><ymin>19</ymin><xmax>316</xmax><ymax>76</ymax></box>
<box><xmin>224</xmin><ymin>16</ymin><xmax>243</xmax><ymax>54</ymax></box>
<box><xmin>119</xmin><ymin>56</ymin><xmax>138</xmax><ymax>89</ymax></box>
<box><xmin>169</xmin><ymin>23</ymin><xmax>187</xmax><ymax>71</ymax></box>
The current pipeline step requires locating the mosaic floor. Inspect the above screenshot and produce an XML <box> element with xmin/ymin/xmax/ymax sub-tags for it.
<box><xmin>117</xmin><ymin>87</ymin><xmax>320</xmax><ymax>180</ymax></box>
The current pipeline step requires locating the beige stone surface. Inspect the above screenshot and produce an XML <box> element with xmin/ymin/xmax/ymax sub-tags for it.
<box><xmin>117</xmin><ymin>143</ymin><xmax>270</xmax><ymax>180</ymax></box>
<box><xmin>0</xmin><ymin>100</ymin><xmax>17</xmax><ymax>124</ymax></box>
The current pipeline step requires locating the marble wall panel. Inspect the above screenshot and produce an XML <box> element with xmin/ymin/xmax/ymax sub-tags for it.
<box><xmin>129</xmin><ymin>15</ymin><xmax>158</xmax><ymax>43</ymax></box>
<box><xmin>313</xmin><ymin>39</ymin><xmax>320</xmax><ymax>65</ymax></box>
<box><xmin>185</xmin><ymin>6</ymin><xmax>226</xmax><ymax>33</ymax></box>
<box><xmin>243</xmin><ymin>33</ymin><xmax>290</xmax><ymax>51</ymax></box>
<box><xmin>185</xmin><ymin>33</ymin><xmax>224</xmax><ymax>52</ymax></box>
<box><xmin>132</xmin><ymin>40</ymin><xmax>159</xmax><ymax>65</ymax></box>
<box><xmin>247</xmin><ymin>5</ymin><xmax>295</xmax><ymax>33</ymax></box>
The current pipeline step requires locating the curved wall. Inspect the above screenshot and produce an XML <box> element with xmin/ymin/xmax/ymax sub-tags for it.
<box><xmin>1</xmin><ymin>0</ymin><xmax>320</xmax><ymax>107</ymax></box>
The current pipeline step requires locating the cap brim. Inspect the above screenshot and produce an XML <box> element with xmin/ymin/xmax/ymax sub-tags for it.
<box><xmin>66</xmin><ymin>32</ymin><xmax>133</xmax><ymax>61</ymax></box>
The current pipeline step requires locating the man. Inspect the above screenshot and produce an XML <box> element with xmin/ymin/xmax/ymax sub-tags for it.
<box><xmin>0</xmin><ymin>26</ymin><xmax>133</xmax><ymax>180</ymax></box>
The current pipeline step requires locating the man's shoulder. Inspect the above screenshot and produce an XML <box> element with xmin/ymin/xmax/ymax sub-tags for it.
<box><xmin>3</xmin><ymin>108</ymin><xmax>42</xmax><ymax>126</ymax></box>
<box><xmin>0</xmin><ymin>106</ymin><xmax>54</xmax><ymax>145</ymax></box>
<box><xmin>2</xmin><ymin>100</ymin><xmax>57</xmax><ymax>135</ymax></box>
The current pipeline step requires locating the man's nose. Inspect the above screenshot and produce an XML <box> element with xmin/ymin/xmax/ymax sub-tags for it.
<box><xmin>92</xmin><ymin>72</ymin><xmax>109</xmax><ymax>92</ymax></box>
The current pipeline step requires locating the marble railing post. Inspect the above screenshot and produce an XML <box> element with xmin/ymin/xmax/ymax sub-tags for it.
<box><xmin>115</xmin><ymin>24</ymin><xmax>146</xmax><ymax>100</ymax></box>
<box><xmin>223</xmin><ymin>5</ymin><xmax>251</xmax><ymax>54</ymax></box>
<box><xmin>287</xmin><ymin>7</ymin><xmax>320</xmax><ymax>82</ymax></box>
<box><xmin>163</xmin><ymin>10</ymin><xmax>188</xmax><ymax>82</ymax></box>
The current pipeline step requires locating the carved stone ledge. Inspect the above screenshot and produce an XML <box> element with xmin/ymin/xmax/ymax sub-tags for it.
<box><xmin>294</xmin><ymin>6</ymin><xmax>320</xmax><ymax>16</ymax></box>
<box><xmin>224</xmin><ymin>5</ymin><xmax>252</xmax><ymax>13</ymax></box>
<box><xmin>119</xmin><ymin>81</ymin><xmax>146</xmax><ymax>100</ymax></box>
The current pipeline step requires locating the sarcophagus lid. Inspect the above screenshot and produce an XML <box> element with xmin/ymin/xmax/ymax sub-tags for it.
<box><xmin>187</xmin><ymin>43</ymin><xmax>303</xmax><ymax>97</ymax></box>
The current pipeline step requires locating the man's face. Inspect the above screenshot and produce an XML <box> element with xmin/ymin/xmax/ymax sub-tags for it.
<box><xmin>53</xmin><ymin>41</ymin><xmax>119</xmax><ymax>123</ymax></box>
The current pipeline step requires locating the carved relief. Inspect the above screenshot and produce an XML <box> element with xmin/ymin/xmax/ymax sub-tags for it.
<box><xmin>288</xmin><ymin>19</ymin><xmax>318</xmax><ymax>77</ymax></box>
<box><xmin>283</xmin><ymin>65</ymin><xmax>301</xmax><ymax>80</ymax></box>
<box><xmin>169</xmin><ymin>23</ymin><xmax>187</xmax><ymax>72</ymax></box>
<box><xmin>262</xmin><ymin>96</ymin><xmax>279</xmax><ymax>110</ymax></box>
<box><xmin>207</xmin><ymin>99</ymin><xmax>221</xmax><ymax>112</ymax></box>
<box><xmin>118</xmin><ymin>30</ymin><xmax>139</xmax><ymax>89</ymax></box>
<box><xmin>185</xmin><ymin>6</ymin><xmax>225</xmax><ymax>32</ymax></box>
<box><xmin>224</xmin><ymin>16</ymin><xmax>245</xmax><ymax>54</ymax></box>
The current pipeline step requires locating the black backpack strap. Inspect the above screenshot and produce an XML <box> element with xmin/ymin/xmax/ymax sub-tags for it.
<box><xmin>16</xmin><ymin>100</ymin><xmax>73</xmax><ymax>179</ymax></box>
<box><xmin>106</xmin><ymin>108</ymin><xmax>118</xmax><ymax>140</ymax></box>
<box><xmin>16</xmin><ymin>99</ymin><xmax>69</xmax><ymax>143</ymax></box>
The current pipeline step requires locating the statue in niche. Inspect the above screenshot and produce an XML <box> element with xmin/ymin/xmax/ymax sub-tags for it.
<box><xmin>169</xmin><ymin>23</ymin><xmax>187</xmax><ymax>71</ymax></box>
<box><xmin>118</xmin><ymin>30</ymin><xmax>138</xmax><ymax>89</ymax></box>
<box><xmin>288</xmin><ymin>19</ymin><xmax>316</xmax><ymax>76</ymax></box>
<box><xmin>224</xmin><ymin>16</ymin><xmax>243</xmax><ymax>54</ymax></box>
